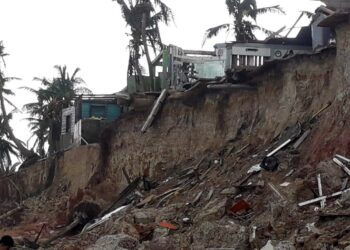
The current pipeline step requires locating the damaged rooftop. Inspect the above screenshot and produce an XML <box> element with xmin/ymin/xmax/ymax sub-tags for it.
<box><xmin>2</xmin><ymin>0</ymin><xmax>350</xmax><ymax>250</ymax></box>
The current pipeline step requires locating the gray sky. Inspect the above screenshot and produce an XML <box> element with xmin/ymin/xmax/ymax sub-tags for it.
<box><xmin>0</xmin><ymin>0</ymin><xmax>322</xmax><ymax>147</ymax></box>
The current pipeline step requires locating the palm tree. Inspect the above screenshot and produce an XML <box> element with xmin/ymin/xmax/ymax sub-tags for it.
<box><xmin>23</xmin><ymin>65</ymin><xmax>91</xmax><ymax>155</ymax></box>
<box><xmin>0</xmin><ymin>114</ymin><xmax>19</xmax><ymax>173</ymax></box>
<box><xmin>115</xmin><ymin>0</ymin><xmax>173</xmax><ymax>84</ymax></box>
<box><xmin>204</xmin><ymin>0</ymin><xmax>285</xmax><ymax>43</ymax></box>
<box><xmin>0</xmin><ymin>41</ymin><xmax>34</xmax><ymax>159</ymax></box>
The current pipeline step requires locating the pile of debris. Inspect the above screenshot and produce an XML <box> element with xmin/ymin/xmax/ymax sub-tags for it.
<box><xmin>4</xmin><ymin>96</ymin><xmax>350</xmax><ymax>249</ymax></box>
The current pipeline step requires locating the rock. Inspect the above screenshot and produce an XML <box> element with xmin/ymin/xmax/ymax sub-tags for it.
<box><xmin>87</xmin><ymin>234</ymin><xmax>139</xmax><ymax>250</ymax></box>
<box><xmin>194</xmin><ymin>199</ymin><xmax>226</xmax><ymax>222</ymax></box>
<box><xmin>261</xmin><ymin>240</ymin><xmax>274</xmax><ymax>250</ymax></box>
<box><xmin>144</xmin><ymin>236</ymin><xmax>179</xmax><ymax>250</ymax></box>
<box><xmin>134</xmin><ymin>211</ymin><xmax>155</xmax><ymax>224</ymax></box>
<box><xmin>260</xmin><ymin>240</ymin><xmax>296</xmax><ymax>250</ymax></box>
<box><xmin>275</xmin><ymin>241</ymin><xmax>296</xmax><ymax>250</ymax></box>
<box><xmin>220</xmin><ymin>187</ymin><xmax>239</xmax><ymax>195</ymax></box>
<box><xmin>192</xmin><ymin>220</ymin><xmax>247</xmax><ymax>249</ymax></box>
<box><xmin>344</xmin><ymin>246</ymin><xmax>350</xmax><ymax>250</ymax></box>
<box><xmin>271</xmin><ymin>203</ymin><xmax>285</xmax><ymax>218</ymax></box>
<box><xmin>153</xmin><ymin>227</ymin><xmax>169</xmax><ymax>238</ymax></box>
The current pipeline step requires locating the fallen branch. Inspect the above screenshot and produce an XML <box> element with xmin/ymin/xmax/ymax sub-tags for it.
<box><xmin>0</xmin><ymin>206</ymin><xmax>23</xmax><ymax>221</ymax></box>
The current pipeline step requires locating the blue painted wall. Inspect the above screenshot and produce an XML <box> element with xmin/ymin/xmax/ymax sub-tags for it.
<box><xmin>81</xmin><ymin>102</ymin><xmax>121</xmax><ymax>121</ymax></box>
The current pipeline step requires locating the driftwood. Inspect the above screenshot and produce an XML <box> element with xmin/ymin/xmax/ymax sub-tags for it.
<box><xmin>0</xmin><ymin>206</ymin><xmax>23</xmax><ymax>221</ymax></box>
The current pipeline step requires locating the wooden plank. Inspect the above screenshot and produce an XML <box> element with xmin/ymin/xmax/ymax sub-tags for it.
<box><xmin>298</xmin><ymin>188</ymin><xmax>350</xmax><ymax>207</ymax></box>
<box><xmin>333</xmin><ymin>158</ymin><xmax>350</xmax><ymax>176</ymax></box>
<box><xmin>293</xmin><ymin>130</ymin><xmax>311</xmax><ymax>149</ymax></box>
<box><xmin>267</xmin><ymin>139</ymin><xmax>292</xmax><ymax>157</ymax></box>
<box><xmin>141</xmin><ymin>89</ymin><xmax>168</xmax><ymax>133</ymax></box>
<box><xmin>317</xmin><ymin>174</ymin><xmax>326</xmax><ymax>209</ymax></box>
<box><xmin>335</xmin><ymin>154</ymin><xmax>350</xmax><ymax>163</ymax></box>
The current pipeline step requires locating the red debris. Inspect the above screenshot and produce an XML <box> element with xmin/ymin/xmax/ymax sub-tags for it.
<box><xmin>230</xmin><ymin>199</ymin><xmax>251</xmax><ymax>214</ymax></box>
<box><xmin>159</xmin><ymin>221</ymin><xmax>178</xmax><ymax>230</ymax></box>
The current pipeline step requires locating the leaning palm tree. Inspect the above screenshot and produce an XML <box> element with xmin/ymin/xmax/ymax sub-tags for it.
<box><xmin>0</xmin><ymin>41</ymin><xmax>34</xmax><ymax>159</ymax></box>
<box><xmin>204</xmin><ymin>0</ymin><xmax>285</xmax><ymax>43</ymax></box>
<box><xmin>115</xmin><ymin>0</ymin><xmax>173</xmax><ymax>83</ymax></box>
<box><xmin>23</xmin><ymin>65</ymin><xmax>91</xmax><ymax>155</ymax></box>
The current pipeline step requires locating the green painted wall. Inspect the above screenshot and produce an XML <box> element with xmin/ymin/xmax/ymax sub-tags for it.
<box><xmin>81</xmin><ymin>102</ymin><xmax>121</xmax><ymax>121</ymax></box>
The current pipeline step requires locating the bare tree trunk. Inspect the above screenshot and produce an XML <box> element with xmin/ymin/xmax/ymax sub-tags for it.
<box><xmin>0</xmin><ymin>92</ymin><xmax>33</xmax><ymax>159</ymax></box>
<box><xmin>142</xmin><ymin>13</ymin><xmax>155</xmax><ymax>91</ymax></box>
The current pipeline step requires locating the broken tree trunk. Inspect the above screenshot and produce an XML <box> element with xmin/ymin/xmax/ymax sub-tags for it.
<box><xmin>141</xmin><ymin>89</ymin><xmax>168</xmax><ymax>133</ymax></box>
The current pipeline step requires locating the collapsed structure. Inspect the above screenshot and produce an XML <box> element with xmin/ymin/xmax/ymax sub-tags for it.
<box><xmin>3</xmin><ymin>3</ymin><xmax>350</xmax><ymax>250</ymax></box>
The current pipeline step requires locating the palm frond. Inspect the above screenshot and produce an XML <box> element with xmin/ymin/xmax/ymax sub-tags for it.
<box><xmin>249</xmin><ymin>5</ymin><xmax>285</xmax><ymax>20</ymax></box>
<box><xmin>203</xmin><ymin>24</ymin><xmax>231</xmax><ymax>45</ymax></box>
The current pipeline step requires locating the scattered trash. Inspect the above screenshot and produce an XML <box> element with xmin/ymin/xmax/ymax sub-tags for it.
<box><xmin>249</xmin><ymin>225</ymin><xmax>257</xmax><ymax>243</ymax></box>
<box><xmin>248</xmin><ymin>164</ymin><xmax>262</xmax><ymax>174</ymax></box>
<box><xmin>261</xmin><ymin>156</ymin><xmax>279</xmax><ymax>171</ymax></box>
<box><xmin>280</xmin><ymin>182</ymin><xmax>290</xmax><ymax>187</ymax></box>
<box><xmin>306</xmin><ymin>222</ymin><xmax>322</xmax><ymax>234</ymax></box>
<box><xmin>159</xmin><ymin>221</ymin><xmax>178</xmax><ymax>230</ymax></box>
<box><xmin>182</xmin><ymin>217</ymin><xmax>192</xmax><ymax>226</ymax></box>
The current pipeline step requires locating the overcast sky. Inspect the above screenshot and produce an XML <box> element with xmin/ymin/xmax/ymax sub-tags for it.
<box><xmin>1</xmin><ymin>0</ymin><xmax>322</xmax><ymax>147</ymax></box>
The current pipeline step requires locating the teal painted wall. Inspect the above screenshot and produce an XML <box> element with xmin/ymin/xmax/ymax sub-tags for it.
<box><xmin>81</xmin><ymin>102</ymin><xmax>121</xmax><ymax>121</ymax></box>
